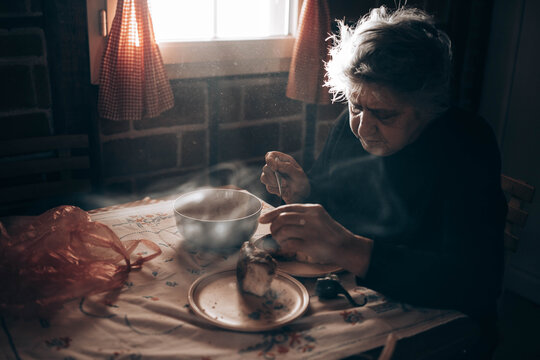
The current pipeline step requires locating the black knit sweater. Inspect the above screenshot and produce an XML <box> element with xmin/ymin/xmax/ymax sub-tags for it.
<box><xmin>307</xmin><ymin>107</ymin><xmax>507</xmax><ymax>323</ymax></box>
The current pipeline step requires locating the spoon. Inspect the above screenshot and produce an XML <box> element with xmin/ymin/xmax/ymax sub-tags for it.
<box><xmin>274</xmin><ymin>170</ymin><xmax>282</xmax><ymax>202</ymax></box>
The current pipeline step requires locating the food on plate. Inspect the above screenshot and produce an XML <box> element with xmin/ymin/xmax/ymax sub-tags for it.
<box><xmin>254</xmin><ymin>234</ymin><xmax>294</xmax><ymax>258</ymax></box>
<box><xmin>255</xmin><ymin>234</ymin><xmax>322</xmax><ymax>264</ymax></box>
<box><xmin>236</xmin><ymin>241</ymin><xmax>277</xmax><ymax>296</ymax></box>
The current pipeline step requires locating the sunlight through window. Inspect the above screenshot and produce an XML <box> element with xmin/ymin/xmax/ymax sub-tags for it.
<box><xmin>148</xmin><ymin>0</ymin><xmax>291</xmax><ymax>42</ymax></box>
<box><xmin>127</xmin><ymin>0</ymin><xmax>140</xmax><ymax>46</ymax></box>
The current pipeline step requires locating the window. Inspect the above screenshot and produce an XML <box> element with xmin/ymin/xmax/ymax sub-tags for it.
<box><xmin>149</xmin><ymin>0</ymin><xmax>292</xmax><ymax>41</ymax></box>
<box><xmin>86</xmin><ymin>0</ymin><xmax>300</xmax><ymax>84</ymax></box>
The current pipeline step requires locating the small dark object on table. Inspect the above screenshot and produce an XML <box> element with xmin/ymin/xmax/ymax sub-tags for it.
<box><xmin>315</xmin><ymin>274</ymin><xmax>367</xmax><ymax>307</ymax></box>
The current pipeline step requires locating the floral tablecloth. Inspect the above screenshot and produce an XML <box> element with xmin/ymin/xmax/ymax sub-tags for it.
<box><xmin>0</xmin><ymin>198</ymin><xmax>464</xmax><ymax>360</ymax></box>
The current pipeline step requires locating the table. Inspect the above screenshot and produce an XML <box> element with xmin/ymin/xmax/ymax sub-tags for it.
<box><xmin>0</xmin><ymin>196</ymin><xmax>471</xmax><ymax>360</ymax></box>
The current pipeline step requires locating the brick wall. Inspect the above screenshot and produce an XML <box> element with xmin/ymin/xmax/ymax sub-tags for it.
<box><xmin>97</xmin><ymin>73</ymin><xmax>345</xmax><ymax>197</ymax></box>
<box><xmin>0</xmin><ymin>0</ymin><xmax>346</xmax><ymax>205</ymax></box>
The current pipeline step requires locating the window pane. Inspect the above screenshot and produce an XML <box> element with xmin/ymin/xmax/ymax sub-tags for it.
<box><xmin>216</xmin><ymin>0</ymin><xmax>289</xmax><ymax>39</ymax></box>
<box><xmin>149</xmin><ymin>0</ymin><xmax>291</xmax><ymax>41</ymax></box>
<box><xmin>149</xmin><ymin>0</ymin><xmax>214</xmax><ymax>41</ymax></box>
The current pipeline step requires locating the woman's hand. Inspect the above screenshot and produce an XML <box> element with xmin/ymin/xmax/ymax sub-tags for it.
<box><xmin>259</xmin><ymin>203</ymin><xmax>374</xmax><ymax>277</ymax></box>
<box><xmin>260</xmin><ymin>151</ymin><xmax>311</xmax><ymax>204</ymax></box>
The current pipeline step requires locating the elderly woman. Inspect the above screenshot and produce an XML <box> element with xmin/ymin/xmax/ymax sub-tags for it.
<box><xmin>260</xmin><ymin>6</ymin><xmax>506</xmax><ymax>355</ymax></box>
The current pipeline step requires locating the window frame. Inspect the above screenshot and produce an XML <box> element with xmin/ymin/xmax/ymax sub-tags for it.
<box><xmin>86</xmin><ymin>0</ymin><xmax>301</xmax><ymax>84</ymax></box>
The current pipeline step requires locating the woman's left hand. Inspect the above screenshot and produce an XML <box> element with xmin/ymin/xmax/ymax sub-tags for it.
<box><xmin>258</xmin><ymin>204</ymin><xmax>374</xmax><ymax>276</ymax></box>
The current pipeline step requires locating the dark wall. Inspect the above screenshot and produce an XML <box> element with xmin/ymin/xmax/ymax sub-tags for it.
<box><xmin>0</xmin><ymin>1</ymin><xmax>94</xmax><ymax>136</ymax></box>
<box><xmin>478</xmin><ymin>0</ymin><xmax>540</xmax><ymax>305</ymax></box>
<box><xmin>1</xmin><ymin>0</ymin><xmax>53</xmax><ymax>139</ymax></box>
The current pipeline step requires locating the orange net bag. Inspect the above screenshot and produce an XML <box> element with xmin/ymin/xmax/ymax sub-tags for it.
<box><xmin>0</xmin><ymin>205</ymin><xmax>161</xmax><ymax>318</ymax></box>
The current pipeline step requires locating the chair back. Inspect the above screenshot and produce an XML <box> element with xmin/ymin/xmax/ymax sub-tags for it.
<box><xmin>0</xmin><ymin>135</ymin><xmax>91</xmax><ymax>216</ymax></box>
<box><xmin>501</xmin><ymin>174</ymin><xmax>535</xmax><ymax>252</ymax></box>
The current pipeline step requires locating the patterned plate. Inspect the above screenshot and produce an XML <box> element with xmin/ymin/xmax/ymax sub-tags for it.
<box><xmin>188</xmin><ymin>269</ymin><xmax>309</xmax><ymax>332</ymax></box>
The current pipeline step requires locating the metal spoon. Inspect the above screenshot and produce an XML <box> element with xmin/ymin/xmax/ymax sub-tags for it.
<box><xmin>274</xmin><ymin>170</ymin><xmax>282</xmax><ymax>202</ymax></box>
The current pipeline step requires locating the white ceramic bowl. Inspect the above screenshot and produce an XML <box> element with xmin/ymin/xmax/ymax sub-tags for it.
<box><xmin>173</xmin><ymin>188</ymin><xmax>262</xmax><ymax>254</ymax></box>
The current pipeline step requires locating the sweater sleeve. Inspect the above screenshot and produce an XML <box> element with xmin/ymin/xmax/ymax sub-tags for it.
<box><xmin>358</xmin><ymin>119</ymin><xmax>506</xmax><ymax>321</ymax></box>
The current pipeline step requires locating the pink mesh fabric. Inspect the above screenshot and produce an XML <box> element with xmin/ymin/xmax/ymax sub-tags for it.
<box><xmin>0</xmin><ymin>205</ymin><xmax>161</xmax><ymax>318</ymax></box>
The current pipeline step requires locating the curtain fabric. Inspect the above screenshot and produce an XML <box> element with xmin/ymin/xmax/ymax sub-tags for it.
<box><xmin>98</xmin><ymin>0</ymin><xmax>174</xmax><ymax>121</ymax></box>
<box><xmin>286</xmin><ymin>0</ymin><xmax>331</xmax><ymax>105</ymax></box>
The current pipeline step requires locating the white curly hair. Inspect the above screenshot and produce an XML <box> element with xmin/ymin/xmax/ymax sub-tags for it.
<box><xmin>325</xmin><ymin>6</ymin><xmax>452</xmax><ymax>119</ymax></box>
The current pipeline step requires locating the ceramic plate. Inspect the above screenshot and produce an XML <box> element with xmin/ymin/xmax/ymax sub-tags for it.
<box><xmin>188</xmin><ymin>269</ymin><xmax>309</xmax><ymax>332</ymax></box>
<box><xmin>275</xmin><ymin>261</ymin><xmax>344</xmax><ymax>278</ymax></box>
<box><xmin>253</xmin><ymin>234</ymin><xmax>343</xmax><ymax>278</ymax></box>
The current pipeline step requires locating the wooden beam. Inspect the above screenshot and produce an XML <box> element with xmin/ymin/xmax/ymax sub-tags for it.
<box><xmin>501</xmin><ymin>174</ymin><xmax>535</xmax><ymax>202</ymax></box>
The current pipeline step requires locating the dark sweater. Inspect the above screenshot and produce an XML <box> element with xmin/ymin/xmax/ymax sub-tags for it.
<box><xmin>307</xmin><ymin>107</ymin><xmax>507</xmax><ymax>323</ymax></box>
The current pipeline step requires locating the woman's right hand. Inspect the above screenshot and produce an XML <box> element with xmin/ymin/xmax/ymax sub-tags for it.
<box><xmin>260</xmin><ymin>151</ymin><xmax>311</xmax><ymax>204</ymax></box>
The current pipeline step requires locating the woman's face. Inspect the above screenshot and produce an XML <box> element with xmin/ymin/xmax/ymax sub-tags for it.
<box><xmin>348</xmin><ymin>83</ymin><xmax>429</xmax><ymax>156</ymax></box>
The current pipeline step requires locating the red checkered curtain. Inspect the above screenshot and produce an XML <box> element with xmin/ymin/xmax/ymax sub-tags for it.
<box><xmin>98</xmin><ymin>0</ymin><xmax>174</xmax><ymax>121</ymax></box>
<box><xmin>286</xmin><ymin>0</ymin><xmax>331</xmax><ymax>104</ymax></box>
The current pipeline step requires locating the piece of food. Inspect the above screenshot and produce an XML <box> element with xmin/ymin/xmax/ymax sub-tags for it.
<box><xmin>236</xmin><ymin>241</ymin><xmax>277</xmax><ymax>297</ymax></box>
<box><xmin>254</xmin><ymin>234</ymin><xmax>321</xmax><ymax>264</ymax></box>
<box><xmin>254</xmin><ymin>234</ymin><xmax>295</xmax><ymax>259</ymax></box>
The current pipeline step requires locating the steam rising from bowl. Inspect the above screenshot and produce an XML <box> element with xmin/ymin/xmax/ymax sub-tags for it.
<box><xmin>173</xmin><ymin>188</ymin><xmax>262</xmax><ymax>254</ymax></box>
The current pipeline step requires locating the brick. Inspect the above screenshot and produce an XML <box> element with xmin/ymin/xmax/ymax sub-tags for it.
<box><xmin>0</xmin><ymin>65</ymin><xmax>34</xmax><ymax>110</ymax></box>
<box><xmin>0</xmin><ymin>112</ymin><xmax>51</xmax><ymax>140</ymax></box>
<box><xmin>133</xmin><ymin>107</ymin><xmax>175</xmax><ymax>129</ymax></box>
<box><xmin>280</xmin><ymin>120</ymin><xmax>303</xmax><ymax>153</ymax></box>
<box><xmin>207</xmin><ymin>160</ymin><xmax>267</xmax><ymax>194</ymax></box>
<box><xmin>33</xmin><ymin>64</ymin><xmax>51</xmax><ymax>108</ymax></box>
<box><xmin>135</xmin><ymin>81</ymin><xmax>207</xmax><ymax>129</ymax></box>
<box><xmin>102</xmin><ymin>134</ymin><xmax>177</xmax><ymax>177</ymax></box>
<box><xmin>0</xmin><ymin>32</ymin><xmax>43</xmax><ymax>57</ymax></box>
<box><xmin>217</xmin><ymin>123</ymin><xmax>279</xmax><ymax>162</ymax></box>
<box><xmin>181</xmin><ymin>130</ymin><xmax>207</xmax><ymax>168</ymax></box>
<box><xmin>99</xmin><ymin>117</ymin><xmax>130</xmax><ymax>135</ymax></box>
<box><xmin>244</xmin><ymin>82</ymin><xmax>302</xmax><ymax>120</ymax></box>
<box><xmin>215</xmin><ymin>85</ymin><xmax>242</xmax><ymax>123</ymax></box>
<box><xmin>134</xmin><ymin>170</ymin><xmax>197</xmax><ymax>195</ymax></box>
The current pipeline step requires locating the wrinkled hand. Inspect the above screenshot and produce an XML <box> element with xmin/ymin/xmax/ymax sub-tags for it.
<box><xmin>258</xmin><ymin>204</ymin><xmax>373</xmax><ymax>276</ymax></box>
<box><xmin>260</xmin><ymin>151</ymin><xmax>310</xmax><ymax>204</ymax></box>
